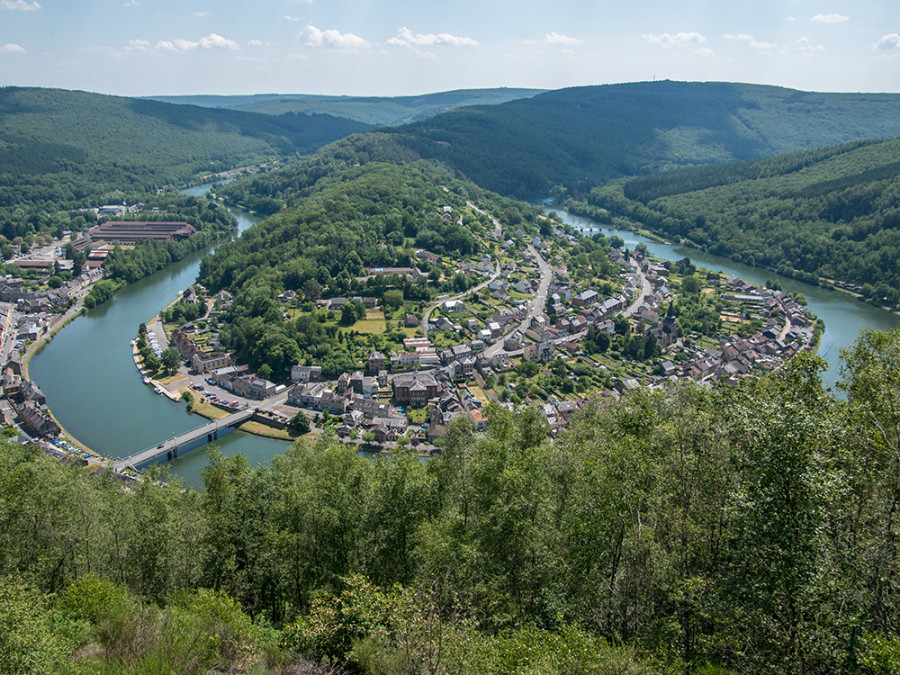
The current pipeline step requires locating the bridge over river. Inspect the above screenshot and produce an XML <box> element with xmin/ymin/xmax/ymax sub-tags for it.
<box><xmin>114</xmin><ymin>408</ymin><xmax>254</xmax><ymax>470</ymax></box>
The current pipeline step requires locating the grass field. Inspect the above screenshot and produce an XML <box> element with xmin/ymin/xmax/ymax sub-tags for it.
<box><xmin>187</xmin><ymin>399</ymin><xmax>232</xmax><ymax>420</ymax></box>
<box><xmin>236</xmin><ymin>420</ymin><xmax>295</xmax><ymax>441</ymax></box>
<box><xmin>350</xmin><ymin>318</ymin><xmax>389</xmax><ymax>335</ymax></box>
<box><xmin>466</xmin><ymin>384</ymin><xmax>488</xmax><ymax>402</ymax></box>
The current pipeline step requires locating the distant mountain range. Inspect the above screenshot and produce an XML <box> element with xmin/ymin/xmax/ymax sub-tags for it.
<box><xmin>4</xmin><ymin>80</ymin><xmax>900</xmax><ymax>217</ymax></box>
<box><xmin>384</xmin><ymin>81</ymin><xmax>900</xmax><ymax>198</ymax></box>
<box><xmin>145</xmin><ymin>88</ymin><xmax>546</xmax><ymax>127</ymax></box>
<box><xmin>0</xmin><ymin>87</ymin><xmax>371</xmax><ymax>184</ymax></box>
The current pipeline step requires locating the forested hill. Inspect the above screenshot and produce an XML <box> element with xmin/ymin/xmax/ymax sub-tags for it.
<box><xmin>147</xmin><ymin>87</ymin><xmax>545</xmax><ymax>126</ymax></box>
<box><xmin>0</xmin><ymin>87</ymin><xmax>371</xmax><ymax>203</ymax></box>
<box><xmin>384</xmin><ymin>81</ymin><xmax>900</xmax><ymax>199</ymax></box>
<box><xmin>585</xmin><ymin>138</ymin><xmax>900</xmax><ymax>299</ymax></box>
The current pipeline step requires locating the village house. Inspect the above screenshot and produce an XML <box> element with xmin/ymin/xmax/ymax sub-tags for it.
<box><xmin>367</xmin><ymin>351</ymin><xmax>386</xmax><ymax>373</ymax></box>
<box><xmin>523</xmin><ymin>339</ymin><xmax>556</xmax><ymax>362</ymax></box>
<box><xmin>291</xmin><ymin>365</ymin><xmax>323</xmax><ymax>383</ymax></box>
<box><xmin>347</xmin><ymin>395</ymin><xmax>393</xmax><ymax>419</ymax></box>
<box><xmin>192</xmin><ymin>350</ymin><xmax>231</xmax><ymax>373</ymax></box>
<box><xmin>572</xmin><ymin>289</ymin><xmax>599</xmax><ymax>308</ymax></box>
<box><xmin>288</xmin><ymin>382</ymin><xmax>349</xmax><ymax>415</ymax></box>
<box><xmin>504</xmin><ymin>331</ymin><xmax>524</xmax><ymax>351</ymax></box>
<box><xmin>397</xmin><ymin>351</ymin><xmax>420</xmax><ymax>368</ymax></box>
<box><xmin>393</xmin><ymin>372</ymin><xmax>441</xmax><ymax>407</ymax></box>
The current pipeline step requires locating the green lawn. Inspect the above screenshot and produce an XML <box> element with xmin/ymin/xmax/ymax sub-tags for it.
<box><xmin>350</xmin><ymin>318</ymin><xmax>389</xmax><ymax>335</ymax></box>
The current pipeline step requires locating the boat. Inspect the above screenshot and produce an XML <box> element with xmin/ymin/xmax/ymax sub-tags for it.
<box><xmin>142</xmin><ymin>376</ymin><xmax>150</xmax><ymax>384</ymax></box>
<box><xmin>154</xmin><ymin>387</ymin><xmax>163</xmax><ymax>395</ymax></box>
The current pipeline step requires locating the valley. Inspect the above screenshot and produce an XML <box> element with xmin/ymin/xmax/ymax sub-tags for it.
<box><xmin>2</xmin><ymin>79</ymin><xmax>900</xmax><ymax>674</ymax></box>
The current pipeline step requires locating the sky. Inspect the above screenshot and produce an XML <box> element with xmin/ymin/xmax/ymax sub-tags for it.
<box><xmin>0</xmin><ymin>0</ymin><xmax>898</xmax><ymax>97</ymax></box>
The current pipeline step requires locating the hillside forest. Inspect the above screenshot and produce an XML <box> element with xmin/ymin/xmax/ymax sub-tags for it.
<box><xmin>3</xmin><ymin>81</ymin><xmax>900</xmax><ymax>673</ymax></box>
<box><xmin>3</xmin><ymin>334</ymin><xmax>900</xmax><ymax>673</ymax></box>
<box><xmin>577</xmin><ymin>139</ymin><xmax>900</xmax><ymax>303</ymax></box>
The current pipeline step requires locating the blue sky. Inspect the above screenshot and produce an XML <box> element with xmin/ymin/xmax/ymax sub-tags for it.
<box><xmin>1</xmin><ymin>0</ymin><xmax>898</xmax><ymax>96</ymax></box>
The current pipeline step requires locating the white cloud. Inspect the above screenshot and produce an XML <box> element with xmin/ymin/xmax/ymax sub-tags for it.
<box><xmin>874</xmin><ymin>33</ymin><xmax>900</xmax><ymax>51</ymax></box>
<box><xmin>124</xmin><ymin>0</ymin><xmax>139</xmax><ymax>6</ymax></box>
<box><xmin>812</xmin><ymin>13</ymin><xmax>849</xmax><ymax>24</ymax></box>
<box><xmin>193</xmin><ymin>11</ymin><xmax>210</xmax><ymax>17</ymax></box>
<box><xmin>786</xmin><ymin>16</ymin><xmax>796</xmax><ymax>22</ymax></box>
<box><xmin>248</xmin><ymin>39</ymin><xmax>262</xmax><ymax>47</ymax></box>
<box><xmin>796</xmin><ymin>37</ymin><xmax>825</xmax><ymax>51</ymax></box>
<box><xmin>388</xmin><ymin>26</ymin><xmax>478</xmax><ymax>48</ymax></box>
<box><xmin>0</xmin><ymin>43</ymin><xmax>26</xmax><ymax>53</ymax></box>
<box><xmin>642</xmin><ymin>32</ymin><xmax>706</xmax><ymax>48</ymax></box>
<box><xmin>1</xmin><ymin>0</ymin><xmax>40</xmax><ymax>9</ymax></box>
<box><xmin>724</xmin><ymin>33</ymin><xmax>778</xmax><ymax>50</ymax></box>
<box><xmin>133</xmin><ymin>33</ymin><xmax>239</xmax><ymax>54</ymax></box>
<box><xmin>302</xmin><ymin>25</ymin><xmax>369</xmax><ymax>49</ymax></box>
<box><xmin>545</xmin><ymin>32</ymin><xmax>582</xmax><ymax>46</ymax></box>
<box><xmin>284</xmin><ymin>15</ymin><xmax>300</xmax><ymax>22</ymax></box>
<box><xmin>197</xmin><ymin>33</ymin><xmax>237</xmax><ymax>49</ymax></box>
<box><xmin>125</xmin><ymin>39</ymin><xmax>151</xmax><ymax>52</ymax></box>
<box><xmin>694</xmin><ymin>47</ymin><xmax>715</xmax><ymax>57</ymax></box>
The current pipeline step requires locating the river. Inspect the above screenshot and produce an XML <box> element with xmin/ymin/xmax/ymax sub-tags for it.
<box><xmin>29</xmin><ymin>185</ymin><xmax>289</xmax><ymax>489</ymax></box>
<box><xmin>552</xmin><ymin>209</ymin><xmax>900</xmax><ymax>389</ymax></box>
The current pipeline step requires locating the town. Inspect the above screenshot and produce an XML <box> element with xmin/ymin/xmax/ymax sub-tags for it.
<box><xmin>124</xmin><ymin>203</ymin><xmax>820</xmax><ymax>461</ymax></box>
<box><xmin>0</xmin><ymin>196</ymin><xmax>819</xmax><ymax>471</ymax></box>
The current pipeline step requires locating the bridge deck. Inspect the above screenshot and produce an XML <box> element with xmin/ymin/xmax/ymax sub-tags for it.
<box><xmin>115</xmin><ymin>408</ymin><xmax>254</xmax><ymax>470</ymax></box>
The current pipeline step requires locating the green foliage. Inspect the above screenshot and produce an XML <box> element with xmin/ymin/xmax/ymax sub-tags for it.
<box><xmin>382</xmin><ymin>288</ymin><xmax>404</xmax><ymax>311</ymax></box>
<box><xmin>0</xmin><ymin>574</ymin><xmax>75</xmax><ymax>674</ymax></box>
<box><xmin>588</xmin><ymin>138</ymin><xmax>900</xmax><ymax>295</ymax></box>
<box><xmin>83</xmin><ymin>279</ymin><xmax>121</xmax><ymax>309</ymax></box>
<box><xmin>3</xmin><ymin>331</ymin><xmax>900</xmax><ymax>671</ymax></box>
<box><xmin>57</xmin><ymin>573</ymin><xmax>134</xmax><ymax>627</ymax></box>
<box><xmin>161</xmin><ymin>346</ymin><xmax>181</xmax><ymax>374</ymax></box>
<box><xmin>289</xmin><ymin>412</ymin><xmax>311</xmax><ymax>434</ymax></box>
<box><xmin>385</xmin><ymin>81</ymin><xmax>900</xmax><ymax>199</ymax></box>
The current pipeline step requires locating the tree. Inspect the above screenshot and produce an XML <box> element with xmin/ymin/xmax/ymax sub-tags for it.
<box><xmin>72</xmin><ymin>250</ymin><xmax>86</xmax><ymax>276</ymax></box>
<box><xmin>161</xmin><ymin>346</ymin><xmax>181</xmax><ymax>374</ymax></box>
<box><xmin>289</xmin><ymin>412</ymin><xmax>311</xmax><ymax>434</ymax></box>
<box><xmin>838</xmin><ymin>328</ymin><xmax>900</xmax><ymax>637</ymax></box>
<box><xmin>302</xmin><ymin>278</ymin><xmax>322</xmax><ymax>301</ymax></box>
<box><xmin>681</xmin><ymin>275</ymin><xmax>702</xmax><ymax>295</ymax></box>
<box><xmin>143</xmin><ymin>351</ymin><xmax>160</xmax><ymax>372</ymax></box>
<box><xmin>383</xmin><ymin>289</ymin><xmax>404</xmax><ymax>312</ymax></box>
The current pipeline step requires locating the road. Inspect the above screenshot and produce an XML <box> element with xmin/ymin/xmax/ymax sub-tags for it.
<box><xmin>422</xmin><ymin>258</ymin><xmax>501</xmax><ymax>339</ymax></box>
<box><xmin>622</xmin><ymin>261</ymin><xmax>651</xmax><ymax>318</ymax></box>
<box><xmin>481</xmin><ymin>244</ymin><xmax>554</xmax><ymax>359</ymax></box>
<box><xmin>466</xmin><ymin>201</ymin><xmax>503</xmax><ymax>239</ymax></box>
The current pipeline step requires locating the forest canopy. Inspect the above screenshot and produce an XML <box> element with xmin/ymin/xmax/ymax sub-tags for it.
<box><xmin>2</xmin><ymin>330</ymin><xmax>900</xmax><ymax>673</ymax></box>
<box><xmin>579</xmin><ymin>138</ymin><xmax>900</xmax><ymax>299</ymax></box>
